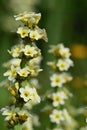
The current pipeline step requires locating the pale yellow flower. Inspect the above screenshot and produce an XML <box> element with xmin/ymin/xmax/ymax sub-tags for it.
<box><xmin>33</xmin><ymin>26</ymin><xmax>48</xmax><ymax>42</ymax></box>
<box><xmin>9</xmin><ymin>44</ymin><xmax>24</xmax><ymax>58</ymax></box>
<box><xmin>3</xmin><ymin>58</ymin><xmax>21</xmax><ymax>69</ymax></box>
<box><xmin>17</xmin><ymin>27</ymin><xmax>30</xmax><ymax>38</ymax></box>
<box><xmin>17</xmin><ymin>67</ymin><xmax>30</xmax><ymax>77</ymax></box>
<box><xmin>1</xmin><ymin>107</ymin><xmax>14</xmax><ymax>121</ymax></box>
<box><xmin>19</xmin><ymin>86</ymin><xmax>40</xmax><ymax>104</ymax></box>
<box><xmin>10</xmin><ymin>58</ymin><xmax>21</xmax><ymax>68</ymax></box>
<box><xmin>24</xmin><ymin>88</ymin><xmax>41</xmax><ymax>109</ymax></box>
<box><xmin>52</xmin><ymin>91</ymin><xmax>67</xmax><ymax>107</ymax></box>
<box><xmin>14</xmin><ymin>12</ymin><xmax>41</xmax><ymax>27</ymax></box>
<box><xmin>14</xmin><ymin>12</ymin><xmax>30</xmax><ymax>21</ymax></box>
<box><xmin>1</xmin><ymin>106</ymin><xmax>19</xmax><ymax>121</ymax></box>
<box><xmin>30</xmin><ymin>30</ymin><xmax>41</xmax><ymax>40</ymax></box>
<box><xmin>57</xmin><ymin>58</ymin><xmax>73</xmax><ymax>71</ymax></box>
<box><xmin>57</xmin><ymin>59</ymin><xmax>68</xmax><ymax>71</ymax></box>
<box><xmin>50</xmin><ymin>73</ymin><xmax>65</xmax><ymax>87</ymax></box>
<box><xmin>50</xmin><ymin>109</ymin><xmax>64</xmax><ymax>124</ymax></box>
<box><xmin>19</xmin><ymin>86</ymin><xmax>33</xmax><ymax>102</ymax></box>
<box><xmin>4</xmin><ymin>66</ymin><xmax>17</xmax><ymax>82</ymax></box>
<box><xmin>59</xmin><ymin>46</ymin><xmax>71</xmax><ymax>58</ymax></box>
<box><xmin>23</xmin><ymin>45</ymin><xmax>37</xmax><ymax>57</ymax></box>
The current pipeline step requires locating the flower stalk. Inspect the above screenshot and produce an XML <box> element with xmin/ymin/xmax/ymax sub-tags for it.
<box><xmin>43</xmin><ymin>43</ymin><xmax>77</xmax><ymax>130</ymax></box>
<box><xmin>0</xmin><ymin>11</ymin><xmax>48</xmax><ymax>130</ymax></box>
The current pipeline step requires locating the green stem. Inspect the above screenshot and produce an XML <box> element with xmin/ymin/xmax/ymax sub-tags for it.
<box><xmin>14</xmin><ymin>124</ymin><xmax>22</xmax><ymax>130</ymax></box>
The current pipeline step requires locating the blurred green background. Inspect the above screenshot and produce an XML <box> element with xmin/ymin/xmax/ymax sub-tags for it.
<box><xmin>0</xmin><ymin>0</ymin><xmax>87</xmax><ymax>129</ymax></box>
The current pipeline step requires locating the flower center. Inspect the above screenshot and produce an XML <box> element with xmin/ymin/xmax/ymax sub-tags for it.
<box><xmin>24</xmin><ymin>92</ymin><xmax>29</xmax><ymax>97</ymax></box>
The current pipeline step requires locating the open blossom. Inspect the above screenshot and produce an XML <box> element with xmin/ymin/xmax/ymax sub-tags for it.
<box><xmin>29</xmin><ymin>26</ymin><xmax>48</xmax><ymax>42</ymax></box>
<box><xmin>19</xmin><ymin>86</ymin><xmax>40</xmax><ymax>103</ymax></box>
<box><xmin>17</xmin><ymin>67</ymin><xmax>30</xmax><ymax>77</ymax></box>
<box><xmin>57</xmin><ymin>59</ymin><xmax>69</xmax><ymax>71</ymax></box>
<box><xmin>52</xmin><ymin>91</ymin><xmax>68</xmax><ymax>107</ymax></box>
<box><xmin>1</xmin><ymin>107</ymin><xmax>15</xmax><ymax>121</ymax></box>
<box><xmin>19</xmin><ymin>86</ymin><xmax>34</xmax><ymax>102</ymax></box>
<box><xmin>22</xmin><ymin>45</ymin><xmax>38</xmax><ymax>57</ymax></box>
<box><xmin>9</xmin><ymin>44</ymin><xmax>24</xmax><ymax>58</ymax></box>
<box><xmin>3</xmin><ymin>58</ymin><xmax>21</xmax><ymax>69</ymax></box>
<box><xmin>0</xmin><ymin>106</ymin><xmax>19</xmax><ymax>121</ymax></box>
<box><xmin>49</xmin><ymin>109</ymin><xmax>64</xmax><ymax>124</ymax></box>
<box><xmin>50</xmin><ymin>73</ymin><xmax>65</xmax><ymax>87</ymax></box>
<box><xmin>17</xmin><ymin>27</ymin><xmax>30</xmax><ymax>38</ymax></box>
<box><xmin>30</xmin><ymin>29</ymin><xmax>41</xmax><ymax>40</ymax></box>
<box><xmin>59</xmin><ymin>46</ymin><xmax>71</xmax><ymax>58</ymax></box>
<box><xmin>57</xmin><ymin>58</ymin><xmax>73</xmax><ymax>71</ymax></box>
<box><xmin>4</xmin><ymin>66</ymin><xmax>17</xmax><ymax>82</ymax></box>
<box><xmin>1</xmin><ymin>106</ymin><xmax>29</xmax><ymax>128</ymax></box>
<box><xmin>9</xmin><ymin>58</ymin><xmax>21</xmax><ymax>68</ymax></box>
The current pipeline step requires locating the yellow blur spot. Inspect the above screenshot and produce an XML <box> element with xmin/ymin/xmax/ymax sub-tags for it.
<box><xmin>70</xmin><ymin>44</ymin><xmax>87</xmax><ymax>59</ymax></box>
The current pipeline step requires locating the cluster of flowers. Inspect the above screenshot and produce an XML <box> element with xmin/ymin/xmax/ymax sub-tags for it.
<box><xmin>46</xmin><ymin>44</ymin><xmax>77</xmax><ymax>130</ymax></box>
<box><xmin>15</xmin><ymin>12</ymin><xmax>48</xmax><ymax>42</ymax></box>
<box><xmin>1</xmin><ymin>12</ymin><xmax>48</xmax><ymax>129</ymax></box>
